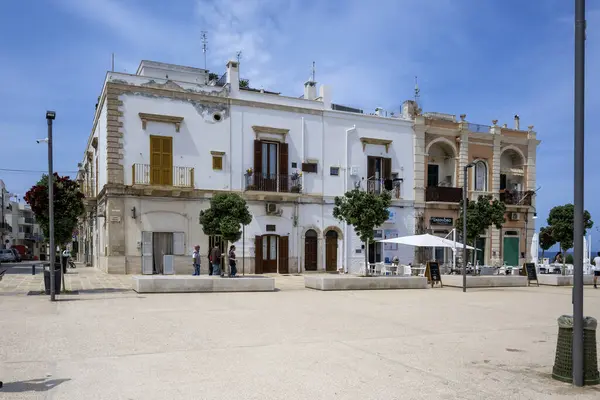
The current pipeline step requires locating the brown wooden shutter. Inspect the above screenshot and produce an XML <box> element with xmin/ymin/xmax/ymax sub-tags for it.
<box><xmin>383</xmin><ymin>158</ymin><xmax>392</xmax><ymax>179</ymax></box>
<box><xmin>254</xmin><ymin>140</ymin><xmax>262</xmax><ymax>176</ymax></box>
<box><xmin>255</xmin><ymin>235</ymin><xmax>263</xmax><ymax>274</ymax></box>
<box><xmin>278</xmin><ymin>235</ymin><xmax>289</xmax><ymax>274</ymax></box>
<box><xmin>279</xmin><ymin>142</ymin><xmax>289</xmax><ymax>192</ymax></box>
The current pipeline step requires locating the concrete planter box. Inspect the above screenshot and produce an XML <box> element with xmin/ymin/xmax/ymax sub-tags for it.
<box><xmin>442</xmin><ymin>275</ymin><xmax>528</xmax><ymax>288</ymax></box>
<box><xmin>132</xmin><ymin>275</ymin><xmax>275</xmax><ymax>293</ymax></box>
<box><xmin>538</xmin><ymin>275</ymin><xmax>595</xmax><ymax>286</ymax></box>
<box><xmin>304</xmin><ymin>275</ymin><xmax>428</xmax><ymax>291</ymax></box>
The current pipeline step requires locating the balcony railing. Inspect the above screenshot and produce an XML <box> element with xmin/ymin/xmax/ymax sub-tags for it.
<box><xmin>426</xmin><ymin>186</ymin><xmax>463</xmax><ymax>203</ymax></box>
<box><xmin>366</xmin><ymin>179</ymin><xmax>401</xmax><ymax>199</ymax></box>
<box><xmin>132</xmin><ymin>164</ymin><xmax>195</xmax><ymax>188</ymax></box>
<box><xmin>500</xmin><ymin>190</ymin><xmax>533</xmax><ymax>206</ymax></box>
<box><xmin>244</xmin><ymin>172</ymin><xmax>301</xmax><ymax>193</ymax></box>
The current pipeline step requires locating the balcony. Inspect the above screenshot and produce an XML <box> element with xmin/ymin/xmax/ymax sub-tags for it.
<box><xmin>500</xmin><ymin>190</ymin><xmax>533</xmax><ymax>206</ymax></box>
<box><xmin>244</xmin><ymin>172</ymin><xmax>301</xmax><ymax>193</ymax></box>
<box><xmin>426</xmin><ymin>186</ymin><xmax>463</xmax><ymax>203</ymax></box>
<box><xmin>19</xmin><ymin>217</ymin><xmax>34</xmax><ymax>225</ymax></box>
<box><xmin>132</xmin><ymin>164</ymin><xmax>194</xmax><ymax>188</ymax></box>
<box><xmin>366</xmin><ymin>179</ymin><xmax>401</xmax><ymax>199</ymax></box>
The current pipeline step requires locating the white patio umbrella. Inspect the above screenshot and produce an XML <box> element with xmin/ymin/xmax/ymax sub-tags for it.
<box><xmin>378</xmin><ymin>233</ymin><xmax>476</xmax><ymax>249</ymax></box>
<box><xmin>530</xmin><ymin>232</ymin><xmax>539</xmax><ymax>265</ymax></box>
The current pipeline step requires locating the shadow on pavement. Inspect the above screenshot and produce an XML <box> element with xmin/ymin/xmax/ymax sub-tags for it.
<box><xmin>78</xmin><ymin>288</ymin><xmax>132</xmax><ymax>294</ymax></box>
<box><xmin>0</xmin><ymin>378</ymin><xmax>70</xmax><ymax>392</ymax></box>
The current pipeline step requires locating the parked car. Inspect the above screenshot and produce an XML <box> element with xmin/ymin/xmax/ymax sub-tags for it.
<box><xmin>10</xmin><ymin>248</ymin><xmax>21</xmax><ymax>262</ymax></box>
<box><xmin>0</xmin><ymin>249</ymin><xmax>16</xmax><ymax>263</ymax></box>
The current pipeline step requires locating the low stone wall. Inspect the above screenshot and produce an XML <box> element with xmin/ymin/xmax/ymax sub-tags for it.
<box><xmin>537</xmin><ymin>274</ymin><xmax>595</xmax><ymax>286</ymax></box>
<box><xmin>304</xmin><ymin>275</ymin><xmax>428</xmax><ymax>291</ymax></box>
<box><xmin>442</xmin><ymin>275</ymin><xmax>528</xmax><ymax>288</ymax></box>
<box><xmin>132</xmin><ymin>275</ymin><xmax>275</xmax><ymax>293</ymax></box>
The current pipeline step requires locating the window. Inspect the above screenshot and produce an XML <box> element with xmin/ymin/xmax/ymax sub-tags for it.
<box><xmin>212</xmin><ymin>155</ymin><xmax>223</xmax><ymax>170</ymax></box>
<box><xmin>330</xmin><ymin>166</ymin><xmax>340</xmax><ymax>176</ymax></box>
<box><xmin>150</xmin><ymin>135</ymin><xmax>173</xmax><ymax>185</ymax></box>
<box><xmin>266</xmin><ymin>224</ymin><xmax>276</xmax><ymax>232</ymax></box>
<box><xmin>262</xmin><ymin>143</ymin><xmax>278</xmax><ymax>176</ymax></box>
<box><xmin>302</xmin><ymin>162</ymin><xmax>317</xmax><ymax>173</ymax></box>
<box><xmin>474</xmin><ymin>161</ymin><xmax>487</xmax><ymax>191</ymax></box>
<box><xmin>427</xmin><ymin>164</ymin><xmax>439</xmax><ymax>187</ymax></box>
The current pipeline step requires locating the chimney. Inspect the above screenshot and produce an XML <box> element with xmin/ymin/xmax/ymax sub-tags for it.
<box><xmin>319</xmin><ymin>85</ymin><xmax>331</xmax><ymax>109</ymax></box>
<box><xmin>514</xmin><ymin>114</ymin><xmax>520</xmax><ymax>130</ymax></box>
<box><xmin>304</xmin><ymin>80</ymin><xmax>317</xmax><ymax>100</ymax></box>
<box><xmin>226</xmin><ymin>60</ymin><xmax>239</xmax><ymax>93</ymax></box>
<box><xmin>402</xmin><ymin>100</ymin><xmax>416</xmax><ymax>119</ymax></box>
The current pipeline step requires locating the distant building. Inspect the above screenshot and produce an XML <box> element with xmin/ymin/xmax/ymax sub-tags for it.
<box><xmin>76</xmin><ymin>60</ymin><xmax>416</xmax><ymax>275</ymax></box>
<box><xmin>403</xmin><ymin>102</ymin><xmax>540</xmax><ymax>268</ymax></box>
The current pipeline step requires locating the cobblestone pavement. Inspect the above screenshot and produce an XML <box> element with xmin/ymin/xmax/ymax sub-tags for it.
<box><xmin>0</xmin><ymin>262</ymin><xmax>132</xmax><ymax>295</ymax></box>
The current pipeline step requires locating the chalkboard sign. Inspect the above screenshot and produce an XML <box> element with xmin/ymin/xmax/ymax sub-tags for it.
<box><xmin>426</xmin><ymin>261</ymin><xmax>443</xmax><ymax>288</ymax></box>
<box><xmin>524</xmin><ymin>263</ymin><xmax>539</xmax><ymax>287</ymax></box>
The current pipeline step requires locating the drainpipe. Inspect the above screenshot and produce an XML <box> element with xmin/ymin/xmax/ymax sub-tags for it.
<box><xmin>344</xmin><ymin>125</ymin><xmax>356</xmax><ymax>273</ymax></box>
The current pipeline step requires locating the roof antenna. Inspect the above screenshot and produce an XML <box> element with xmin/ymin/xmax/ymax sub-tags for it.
<box><xmin>201</xmin><ymin>31</ymin><xmax>208</xmax><ymax>71</ymax></box>
<box><xmin>311</xmin><ymin>61</ymin><xmax>316</xmax><ymax>82</ymax></box>
<box><xmin>111</xmin><ymin>53</ymin><xmax>115</xmax><ymax>72</ymax></box>
<box><xmin>414</xmin><ymin>76</ymin><xmax>420</xmax><ymax>103</ymax></box>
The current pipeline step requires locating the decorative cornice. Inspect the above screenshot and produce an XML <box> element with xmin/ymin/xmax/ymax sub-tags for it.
<box><xmin>360</xmin><ymin>137</ymin><xmax>393</xmax><ymax>153</ymax></box>
<box><xmin>139</xmin><ymin>113</ymin><xmax>184</xmax><ymax>132</ymax></box>
<box><xmin>252</xmin><ymin>125</ymin><xmax>289</xmax><ymax>137</ymax></box>
<box><xmin>210</xmin><ymin>151</ymin><xmax>225</xmax><ymax>156</ymax></box>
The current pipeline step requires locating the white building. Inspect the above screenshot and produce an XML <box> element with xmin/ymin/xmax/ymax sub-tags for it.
<box><xmin>77</xmin><ymin>60</ymin><xmax>415</xmax><ymax>275</ymax></box>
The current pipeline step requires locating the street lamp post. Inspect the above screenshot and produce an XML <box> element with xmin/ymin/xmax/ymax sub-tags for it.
<box><xmin>573</xmin><ymin>0</ymin><xmax>586</xmax><ymax>387</ymax></box>
<box><xmin>46</xmin><ymin>111</ymin><xmax>56</xmax><ymax>302</ymax></box>
<box><xmin>462</xmin><ymin>162</ymin><xmax>475</xmax><ymax>293</ymax></box>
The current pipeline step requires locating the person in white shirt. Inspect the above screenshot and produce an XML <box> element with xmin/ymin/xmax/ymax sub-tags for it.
<box><xmin>593</xmin><ymin>252</ymin><xmax>600</xmax><ymax>289</ymax></box>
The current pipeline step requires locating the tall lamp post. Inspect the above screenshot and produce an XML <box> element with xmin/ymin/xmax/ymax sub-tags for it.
<box><xmin>39</xmin><ymin>111</ymin><xmax>56</xmax><ymax>301</ymax></box>
<box><xmin>573</xmin><ymin>0</ymin><xmax>586</xmax><ymax>387</ymax></box>
<box><xmin>462</xmin><ymin>162</ymin><xmax>475</xmax><ymax>293</ymax></box>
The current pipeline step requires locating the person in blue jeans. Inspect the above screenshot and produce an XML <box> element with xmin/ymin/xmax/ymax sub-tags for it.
<box><xmin>192</xmin><ymin>245</ymin><xmax>201</xmax><ymax>276</ymax></box>
<box><xmin>210</xmin><ymin>243</ymin><xmax>222</xmax><ymax>277</ymax></box>
<box><xmin>229</xmin><ymin>245</ymin><xmax>237</xmax><ymax>277</ymax></box>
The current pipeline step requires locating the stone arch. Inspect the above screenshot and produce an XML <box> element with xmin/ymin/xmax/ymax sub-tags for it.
<box><xmin>301</xmin><ymin>225</ymin><xmax>322</xmax><ymax>238</ymax></box>
<box><xmin>323</xmin><ymin>225</ymin><xmax>343</xmax><ymax>239</ymax></box>
<box><xmin>425</xmin><ymin>137</ymin><xmax>458</xmax><ymax>158</ymax></box>
<box><xmin>471</xmin><ymin>158</ymin><xmax>489</xmax><ymax>192</ymax></box>
<box><xmin>500</xmin><ymin>145</ymin><xmax>526</xmax><ymax>165</ymax></box>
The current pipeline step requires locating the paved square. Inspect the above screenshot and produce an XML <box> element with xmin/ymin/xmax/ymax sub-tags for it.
<box><xmin>1</xmin><ymin>266</ymin><xmax>599</xmax><ymax>399</ymax></box>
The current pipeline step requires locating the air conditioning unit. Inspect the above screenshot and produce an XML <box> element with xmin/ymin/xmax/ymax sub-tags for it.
<box><xmin>510</xmin><ymin>212</ymin><xmax>520</xmax><ymax>221</ymax></box>
<box><xmin>266</xmin><ymin>203</ymin><xmax>278</xmax><ymax>214</ymax></box>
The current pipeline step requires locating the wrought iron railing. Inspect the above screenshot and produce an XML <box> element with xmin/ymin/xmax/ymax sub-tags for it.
<box><xmin>500</xmin><ymin>190</ymin><xmax>533</xmax><ymax>205</ymax></box>
<box><xmin>132</xmin><ymin>164</ymin><xmax>195</xmax><ymax>188</ymax></box>
<box><xmin>426</xmin><ymin>186</ymin><xmax>463</xmax><ymax>203</ymax></box>
<box><xmin>215</xmin><ymin>72</ymin><xmax>227</xmax><ymax>87</ymax></box>
<box><xmin>468</xmin><ymin>123</ymin><xmax>491</xmax><ymax>133</ymax></box>
<box><xmin>244</xmin><ymin>172</ymin><xmax>301</xmax><ymax>193</ymax></box>
<box><xmin>366</xmin><ymin>179</ymin><xmax>401</xmax><ymax>199</ymax></box>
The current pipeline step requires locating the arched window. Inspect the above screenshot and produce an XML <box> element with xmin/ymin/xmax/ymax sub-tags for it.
<box><xmin>474</xmin><ymin>161</ymin><xmax>487</xmax><ymax>191</ymax></box>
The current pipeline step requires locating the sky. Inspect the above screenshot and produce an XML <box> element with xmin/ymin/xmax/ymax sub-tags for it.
<box><xmin>0</xmin><ymin>0</ymin><xmax>599</xmax><ymax>248</ymax></box>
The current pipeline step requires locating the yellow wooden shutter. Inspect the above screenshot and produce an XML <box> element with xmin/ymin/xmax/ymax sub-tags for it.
<box><xmin>150</xmin><ymin>136</ymin><xmax>162</xmax><ymax>185</ymax></box>
<box><xmin>161</xmin><ymin>136</ymin><xmax>173</xmax><ymax>185</ymax></box>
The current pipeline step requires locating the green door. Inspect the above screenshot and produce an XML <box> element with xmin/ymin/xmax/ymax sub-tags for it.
<box><xmin>475</xmin><ymin>237</ymin><xmax>486</xmax><ymax>266</ymax></box>
<box><xmin>503</xmin><ymin>237</ymin><xmax>519</xmax><ymax>266</ymax></box>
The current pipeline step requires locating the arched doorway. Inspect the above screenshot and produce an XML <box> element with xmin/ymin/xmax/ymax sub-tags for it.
<box><xmin>304</xmin><ymin>229</ymin><xmax>318</xmax><ymax>271</ymax></box>
<box><xmin>325</xmin><ymin>230</ymin><xmax>338</xmax><ymax>271</ymax></box>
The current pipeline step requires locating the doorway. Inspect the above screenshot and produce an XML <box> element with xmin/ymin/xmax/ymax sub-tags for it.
<box><xmin>503</xmin><ymin>236</ymin><xmax>519</xmax><ymax>266</ymax></box>
<box><xmin>261</xmin><ymin>142</ymin><xmax>278</xmax><ymax>192</ymax></box>
<box><xmin>325</xmin><ymin>230</ymin><xmax>338</xmax><ymax>271</ymax></box>
<box><xmin>427</xmin><ymin>164</ymin><xmax>440</xmax><ymax>187</ymax></box>
<box><xmin>368</xmin><ymin>241</ymin><xmax>383</xmax><ymax>264</ymax></box>
<box><xmin>262</xmin><ymin>235</ymin><xmax>278</xmax><ymax>273</ymax></box>
<box><xmin>304</xmin><ymin>230</ymin><xmax>318</xmax><ymax>271</ymax></box>
<box><xmin>152</xmin><ymin>232</ymin><xmax>173</xmax><ymax>274</ymax></box>
<box><xmin>475</xmin><ymin>237</ymin><xmax>486</xmax><ymax>266</ymax></box>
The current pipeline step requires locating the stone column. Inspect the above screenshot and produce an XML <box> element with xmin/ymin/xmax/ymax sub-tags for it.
<box><xmin>106</xmin><ymin>84</ymin><xmax>125</xmax><ymax>185</ymax></box>
<box><xmin>413</xmin><ymin>118</ymin><xmax>426</xmax><ymax>205</ymax></box>
<box><xmin>106</xmin><ymin>196</ymin><xmax>126</xmax><ymax>274</ymax></box>
<box><xmin>490</xmin><ymin>122</ymin><xmax>502</xmax><ymax>266</ymax></box>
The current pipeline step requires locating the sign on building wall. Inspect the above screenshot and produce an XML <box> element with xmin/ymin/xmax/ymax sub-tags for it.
<box><xmin>386</xmin><ymin>210</ymin><xmax>396</xmax><ymax>224</ymax></box>
<box><xmin>430</xmin><ymin>217</ymin><xmax>453</xmax><ymax>226</ymax></box>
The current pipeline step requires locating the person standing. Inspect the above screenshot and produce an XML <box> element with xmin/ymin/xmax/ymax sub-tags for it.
<box><xmin>210</xmin><ymin>243</ymin><xmax>222</xmax><ymax>277</ymax></box>
<box><xmin>207</xmin><ymin>247</ymin><xmax>213</xmax><ymax>276</ymax></box>
<box><xmin>593</xmin><ymin>252</ymin><xmax>600</xmax><ymax>289</ymax></box>
<box><xmin>229</xmin><ymin>245</ymin><xmax>237</xmax><ymax>277</ymax></box>
<box><xmin>192</xmin><ymin>245</ymin><xmax>201</xmax><ymax>276</ymax></box>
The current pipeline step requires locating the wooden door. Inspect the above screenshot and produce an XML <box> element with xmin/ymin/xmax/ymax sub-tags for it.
<box><xmin>279</xmin><ymin>235</ymin><xmax>289</xmax><ymax>274</ymax></box>
<box><xmin>262</xmin><ymin>235</ymin><xmax>278</xmax><ymax>273</ymax></box>
<box><xmin>254</xmin><ymin>235</ymin><xmax>263</xmax><ymax>274</ymax></box>
<box><xmin>141</xmin><ymin>231</ymin><xmax>153</xmax><ymax>275</ymax></box>
<box><xmin>304</xmin><ymin>230</ymin><xmax>318</xmax><ymax>271</ymax></box>
<box><xmin>325</xmin><ymin>230</ymin><xmax>338</xmax><ymax>271</ymax></box>
<box><xmin>503</xmin><ymin>237</ymin><xmax>519</xmax><ymax>267</ymax></box>
<box><xmin>150</xmin><ymin>135</ymin><xmax>173</xmax><ymax>185</ymax></box>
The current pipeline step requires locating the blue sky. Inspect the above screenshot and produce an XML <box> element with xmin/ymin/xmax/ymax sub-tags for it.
<box><xmin>1</xmin><ymin>0</ymin><xmax>599</xmax><ymax>248</ymax></box>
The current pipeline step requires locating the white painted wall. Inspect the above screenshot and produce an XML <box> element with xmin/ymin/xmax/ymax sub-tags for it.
<box><xmin>97</xmin><ymin>102</ymin><xmax>107</xmax><ymax>190</ymax></box>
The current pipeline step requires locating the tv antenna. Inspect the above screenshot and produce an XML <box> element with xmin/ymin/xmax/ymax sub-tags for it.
<box><xmin>414</xmin><ymin>76</ymin><xmax>420</xmax><ymax>103</ymax></box>
<box><xmin>201</xmin><ymin>31</ymin><xmax>208</xmax><ymax>70</ymax></box>
<box><xmin>311</xmin><ymin>61</ymin><xmax>316</xmax><ymax>82</ymax></box>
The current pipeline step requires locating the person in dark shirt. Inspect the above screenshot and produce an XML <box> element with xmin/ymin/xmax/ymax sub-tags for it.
<box><xmin>210</xmin><ymin>244</ymin><xmax>222</xmax><ymax>277</ymax></box>
<box><xmin>229</xmin><ymin>245</ymin><xmax>237</xmax><ymax>277</ymax></box>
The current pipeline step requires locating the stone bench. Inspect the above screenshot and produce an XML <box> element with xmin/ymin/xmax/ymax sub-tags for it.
<box><xmin>304</xmin><ymin>275</ymin><xmax>428</xmax><ymax>291</ymax></box>
<box><xmin>442</xmin><ymin>275</ymin><xmax>528</xmax><ymax>288</ymax></box>
<box><xmin>132</xmin><ymin>276</ymin><xmax>275</xmax><ymax>293</ymax></box>
<box><xmin>537</xmin><ymin>274</ymin><xmax>595</xmax><ymax>286</ymax></box>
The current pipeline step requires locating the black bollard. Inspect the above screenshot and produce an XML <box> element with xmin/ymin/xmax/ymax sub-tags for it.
<box><xmin>32</xmin><ymin>264</ymin><xmax>36</xmax><ymax>275</ymax></box>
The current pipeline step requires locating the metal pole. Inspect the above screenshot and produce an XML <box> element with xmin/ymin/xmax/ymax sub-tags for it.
<box><xmin>462</xmin><ymin>166</ymin><xmax>468</xmax><ymax>293</ymax></box>
<box><xmin>47</xmin><ymin>114</ymin><xmax>56</xmax><ymax>302</ymax></box>
<box><xmin>573</xmin><ymin>0</ymin><xmax>586</xmax><ymax>387</ymax></box>
<box><xmin>242</xmin><ymin>224</ymin><xmax>245</xmax><ymax>276</ymax></box>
